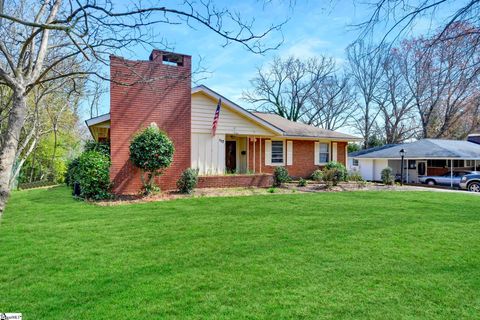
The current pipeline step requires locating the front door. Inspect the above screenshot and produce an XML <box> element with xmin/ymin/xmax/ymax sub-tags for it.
<box><xmin>225</xmin><ymin>141</ymin><xmax>236</xmax><ymax>173</ymax></box>
<box><xmin>417</xmin><ymin>161</ymin><xmax>427</xmax><ymax>177</ymax></box>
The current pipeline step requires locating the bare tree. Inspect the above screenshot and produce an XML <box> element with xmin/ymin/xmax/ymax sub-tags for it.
<box><xmin>0</xmin><ymin>0</ymin><xmax>287</xmax><ymax>216</ymax></box>
<box><xmin>243</xmin><ymin>55</ymin><xmax>335</xmax><ymax>122</ymax></box>
<box><xmin>375</xmin><ymin>48</ymin><xmax>417</xmax><ymax>143</ymax></box>
<box><xmin>307</xmin><ymin>74</ymin><xmax>355</xmax><ymax>130</ymax></box>
<box><xmin>356</xmin><ymin>0</ymin><xmax>480</xmax><ymax>47</ymax></box>
<box><xmin>399</xmin><ymin>23</ymin><xmax>480</xmax><ymax>138</ymax></box>
<box><xmin>347</xmin><ymin>41</ymin><xmax>385</xmax><ymax>148</ymax></box>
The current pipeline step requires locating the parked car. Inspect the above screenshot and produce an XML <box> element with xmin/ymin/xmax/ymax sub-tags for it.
<box><xmin>419</xmin><ymin>171</ymin><xmax>478</xmax><ymax>187</ymax></box>
<box><xmin>460</xmin><ymin>173</ymin><xmax>480</xmax><ymax>192</ymax></box>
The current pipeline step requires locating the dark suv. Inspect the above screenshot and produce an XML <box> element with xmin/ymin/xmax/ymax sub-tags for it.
<box><xmin>460</xmin><ymin>173</ymin><xmax>480</xmax><ymax>192</ymax></box>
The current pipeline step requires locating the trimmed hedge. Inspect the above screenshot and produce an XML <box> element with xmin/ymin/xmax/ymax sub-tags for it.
<box><xmin>177</xmin><ymin>168</ymin><xmax>199</xmax><ymax>194</ymax></box>
<box><xmin>76</xmin><ymin>151</ymin><xmax>111</xmax><ymax>200</ymax></box>
<box><xmin>273</xmin><ymin>166</ymin><xmax>290</xmax><ymax>186</ymax></box>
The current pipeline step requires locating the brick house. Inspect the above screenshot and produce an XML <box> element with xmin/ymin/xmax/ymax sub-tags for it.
<box><xmin>86</xmin><ymin>50</ymin><xmax>361</xmax><ymax>194</ymax></box>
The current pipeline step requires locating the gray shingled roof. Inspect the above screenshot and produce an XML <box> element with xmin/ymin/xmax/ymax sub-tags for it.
<box><xmin>253</xmin><ymin>112</ymin><xmax>361</xmax><ymax>140</ymax></box>
<box><xmin>349</xmin><ymin>144</ymin><xmax>398</xmax><ymax>157</ymax></box>
<box><xmin>355</xmin><ymin>139</ymin><xmax>480</xmax><ymax>159</ymax></box>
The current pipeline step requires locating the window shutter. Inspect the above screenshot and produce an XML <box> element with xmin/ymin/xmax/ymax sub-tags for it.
<box><xmin>314</xmin><ymin>142</ymin><xmax>319</xmax><ymax>165</ymax></box>
<box><xmin>287</xmin><ymin>141</ymin><xmax>293</xmax><ymax>165</ymax></box>
<box><xmin>332</xmin><ymin>143</ymin><xmax>338</xmax><ymax>162</ymax></box>
<box><xmin>265</xmin><ymin>140</ymin><xmax>272</xmax><ymax>166</ymax></box>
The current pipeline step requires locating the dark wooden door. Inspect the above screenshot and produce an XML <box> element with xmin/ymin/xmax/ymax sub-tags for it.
<box><xmin>225</xmin><ymin>141</ymin><xmax>236</xmax><ymax>173</ymax></box>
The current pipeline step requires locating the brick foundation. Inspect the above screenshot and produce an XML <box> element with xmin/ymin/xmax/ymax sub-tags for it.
<box><xmin>197</xmin><ymin>174</ymin><xmax>273</xmax><ymax>188</ymax></box>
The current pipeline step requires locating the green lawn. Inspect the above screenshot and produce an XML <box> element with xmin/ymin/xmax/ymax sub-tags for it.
<box><xmin>1</xmin><ymin>187</ymin><xmax>480</xmax><ymax>319</ymax></box>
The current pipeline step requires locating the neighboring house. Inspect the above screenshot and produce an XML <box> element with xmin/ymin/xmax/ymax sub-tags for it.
<box><xmin>348</xmin><ymin>144</ymin><xmax>398</xmax><ymax>171</ymax></box>
<box><xmin>86</xmin><ymin>50</ymin><xmax>361</xmax><ymax>194</ymax></box>
<box><xmin>351</xmin><ymin>138</ymin><xmax>480</xmax><ymax>183</ymax></box>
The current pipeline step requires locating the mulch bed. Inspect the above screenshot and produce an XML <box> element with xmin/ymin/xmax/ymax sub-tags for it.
<box><xmin>94</xmin><ymin>181</ymin><xmax>412</xmax><ymax>206</ymax></box>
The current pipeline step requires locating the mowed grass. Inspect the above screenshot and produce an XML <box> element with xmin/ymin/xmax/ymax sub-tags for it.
<box><xmin>1</xmin><ymin>187</ymin><xmax>480</xmax><ymax>319</ymax></box>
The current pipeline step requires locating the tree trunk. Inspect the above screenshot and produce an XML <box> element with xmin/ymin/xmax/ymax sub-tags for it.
<box><xmin>0</xmin><ymin>88</ymin><xmax>28</xmax><ymax>216</ymax></box>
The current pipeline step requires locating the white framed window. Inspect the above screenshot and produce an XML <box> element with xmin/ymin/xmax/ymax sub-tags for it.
<box><xmin>319</xmin><ymin>143</ymin><xmax>329</xmax><ymax>163</ymax></box>
<box><xmin>465</xmin><ymin>160</ymin><xmax>474</xmax><ymax>167</ymax></box>
<box><xmin>271</xmin><ymin>140</ymin><xmax>284</xmax><ymax>164</ymax></box>
<box><xmin>353</xmin><ymin>159</ymin><xmax>359</xmax><ymax>166</ymax></box>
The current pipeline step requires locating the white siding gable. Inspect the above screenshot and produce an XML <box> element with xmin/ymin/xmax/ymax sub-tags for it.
<box><xmin>192</xmin><ymin>93</ymin><xmax>274</xmax><ymax>136</ymax></box>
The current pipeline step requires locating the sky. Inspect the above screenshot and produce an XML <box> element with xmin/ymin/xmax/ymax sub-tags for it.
<box><xmin>90</xmin><ymin>0</ymin><xmax>446</xmax><ymax>119</ymax></box>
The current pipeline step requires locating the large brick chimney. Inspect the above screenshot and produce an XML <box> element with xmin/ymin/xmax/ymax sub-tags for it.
<box><xmin>468</xmin><ymin>133</ymin><xmax>480</xmax><ymax>145</ymax></box>
<box><xmin>109</xmin><ymin>50</ymin><xmax>192</xmax><ymax>194</ymax></box>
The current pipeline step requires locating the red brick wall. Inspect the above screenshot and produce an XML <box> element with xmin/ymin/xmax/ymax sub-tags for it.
<box><xmin>197</xmin><ymin>174</ymin><xmax>273</xmax><ymax>188</ymax></box>
<box><xmin>248</xmin><ymin>139</ymin><xmax>348</xmax><ymax>178</ymax></box>
<box><xmin>110</xmin><ymin>50</ymin><xmax>191</xmax><ymax>194</ymax></box>
<box><xmin>427</xmin><ymin>168</ymin><xmax>449</xmax><ymax>176</ymax></box>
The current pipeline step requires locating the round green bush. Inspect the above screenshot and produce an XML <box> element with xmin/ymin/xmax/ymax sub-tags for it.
<box><xmin>347</xmin><ymin>171</ymin><xmax>364</xmax><ymax>182</ymax></box>
<box><xmin>298</xmin><ymin>178</ymin><xmax>308</xmax><ymax>187</ymax></box>
<box><xmin>310</xmin><ymin>169</ymin><xmax>323</xmax><ymax>182</ymax></box>
<box><xmin>77</xmin><ymin>151</ymin><xmax>111</xmax><ymax>199</ymax></box>
<box><xmin>381</xmin><ymin>167</ymin><xmax>394</xmax><ymax>185</ymax></box>
<box><xmin>322</xmin><ymin>167</ymin><xmax>342</xmax><ymax>187</ymax></box>
<box><xmin>324</xmin><ymin>161</ymin><xmax>348</xmax><ymax>181</ymax></box>
<box><xmin>273</xmin><ymin>166</ymin><xmax>290</xmax><ymax>186</ymax></box>
<box><xmin>177</xmin><ymin>168</ymin><xmax>199</xmax><ymax>194</ymax></box>
<box><xmin>130</xmin><ymin>125</ymin><xmax>175</xmax><ymax>193</ymax></box>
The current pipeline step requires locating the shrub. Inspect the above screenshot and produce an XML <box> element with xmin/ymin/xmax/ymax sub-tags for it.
<box><xmin>324</xmin><ymin>161</ymin><xmax>347</xmax><ymax>181</ymax></box>
<box><xmin>298</xmin><ymin>178</ymin><xmax>308</xmax><ymax>187</ymax></box>
<box><xmin>381</xmin><ymin>167</ymin><xmax>394</xmax><ymax>185</ymax></box>
<box><xmin>129</xmin><ymin>125</ymin><xmax>175</xmax><ymax>194</ymax></box>
<box><xmin>310</xmin><ymin>169</ymin><xmax>323</xmax><ymax>182</ymax></box>
<box><xmin>76</xmin><ymin>151</ymin><xmax>111</xmax><ymax>199</ymax></box>
<box><xmin>177</xmin><ymin>168</ymin><xmax>199</xmax><ymax>194</ymax></box>
<box><xmin>84</xmin><ymin>140</ymin><xmax>110</xmax><ymax>157</ymax></box>
<box><xmin>273</xmin><ymin>166</ymin><xmax>290</xmax><ymax>186</ymax></box>
<box><xmin>267</xmin><ymin>187</ymin><xmax>276</xmax><ymax>193</ymax></box>
<box><xmin>347</xmin><ymin>171</ymin><xmax>364</xmax><ymax>182</ymax></box>
<box><xmin>65</xmin><ymin>157</ymin><xmax>80</xmax><ymax>187</ymax></box>
<box><xmin>322</xmin><ymin>168</ymin><xmax>342</xmax><ymax>187</ymax></box>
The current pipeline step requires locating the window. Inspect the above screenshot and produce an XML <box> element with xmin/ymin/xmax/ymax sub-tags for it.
<box><xmin>465</xmin><ymin>160</ymin><xmax>475</xmax><ymax>167</ymax></box>
<box><xmin>427</xmin><ymin>160</ymin><xmax>447</xmax><ymax>168</ymax></box>
<box><xmin>319</xmin><ymin>143</ymin><xmax>329</xmax><ymax>163</ymax></box>
<box><xmin>352</xmin><ymin>159</ymin><xmax>359</xmax><ymax>166</ymax></box>
<box><xmin>271</xmin><ymin>141</ymin><xmax>284</xmax><ymax>164</ymax></box>
<box><xmin>453</xmin><ymin>160</ymin><xmax>464</xmax><ymax>167</ymax></box>
<box><xmin>408</xmin><ymin>160</ymin><xmax>416</xmax><ymax>169</ymax></box>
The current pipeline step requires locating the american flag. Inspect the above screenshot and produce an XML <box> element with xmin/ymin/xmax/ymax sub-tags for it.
<box><xmin>211</xmin><ymin>98</ymin><xmax>222</xmax><ymax>136</ymax></box>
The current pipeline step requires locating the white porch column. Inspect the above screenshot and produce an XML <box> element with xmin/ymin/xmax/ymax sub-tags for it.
<box><xmin>406</xmin><ymin>159</ymin><xmax>409</xmax><ymax>183</ymax></box>
<box><xmin>253</xmin><ymin>136</ymin><xmax>256</xmax><ymax>173</ymax></box>
<box><xmin>246</xmin><ymin>136</ymin><xmax>249</xmax><ymax>172</ymax></box>
<box><xmin>450</xmin><ymin>159</ymin><xmax>453</xmax><ymax>189</ymax></box>
<box><xmin>259</xmin><ymin>137</ymin><xmax>262</xmax><ymax>173</ymax></box>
